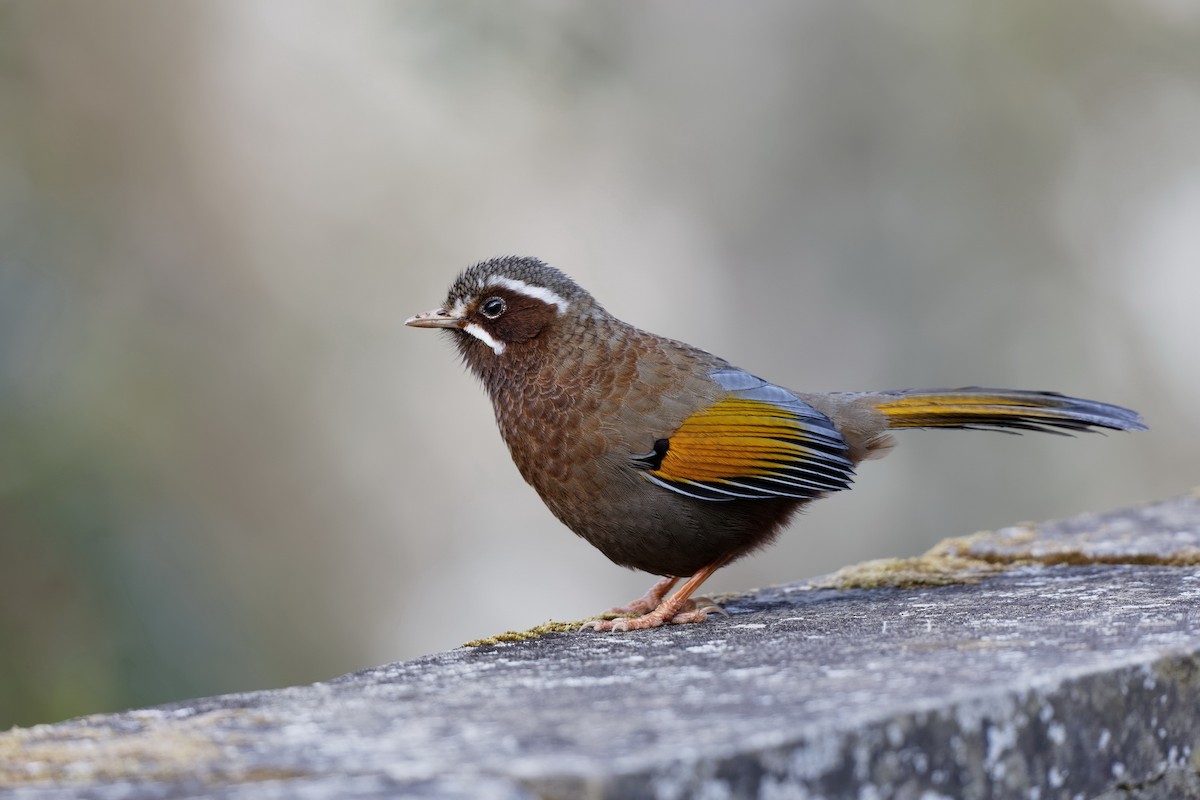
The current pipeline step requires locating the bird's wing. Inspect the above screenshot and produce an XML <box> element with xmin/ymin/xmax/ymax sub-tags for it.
<box><xmin>633</xmin><ymin>368</ymin><xmax>855</xmax><ymax>502</ymax></box>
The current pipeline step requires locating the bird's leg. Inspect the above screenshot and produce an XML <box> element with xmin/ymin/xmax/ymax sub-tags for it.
<box><xmin>600</xmin><ymin>576</ymin><xmax>680</xmax><ymax>618</ymax></box>
<box><xmin>583</xmin><ymin>559</ymin><xmax>729</xmax><ymax>632</ymax></box>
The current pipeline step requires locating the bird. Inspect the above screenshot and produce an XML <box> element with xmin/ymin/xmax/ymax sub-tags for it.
<box><xmin>406</xmin><ymin>256</ymin><xmax>1146</xmax><ymax>631</ymax></box>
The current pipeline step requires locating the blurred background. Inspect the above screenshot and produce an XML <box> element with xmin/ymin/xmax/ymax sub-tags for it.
<box><xmin>1</xmin><ymin>1</ymin><xmax>1197</xmax><ymax>728</ymax></box>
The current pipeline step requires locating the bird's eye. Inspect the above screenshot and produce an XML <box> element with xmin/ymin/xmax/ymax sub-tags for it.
<box><xmin>480</xmin><ymin>297</ymin><xmax>506</xmax><ymax>319</ymax></box>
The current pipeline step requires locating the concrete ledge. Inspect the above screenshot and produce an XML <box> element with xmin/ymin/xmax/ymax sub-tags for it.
<box><xmin>2</xmin><ymin>493</ymin><xmax>1199</xmax><ymax>799</ymax></box>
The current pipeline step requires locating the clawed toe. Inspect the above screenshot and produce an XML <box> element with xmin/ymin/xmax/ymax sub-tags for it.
<box><xmin>580</xmin><ymin>616</ymin><xmax>633</xmax><ymax>632</ymax></box>
<box><xmin>689</xmin><ymin>597</ymin><xmax>730</xmax><ymax>617</ymax></box>
<box><xmin>668</xmin><ymin>597</ymin><xmax>729</xmax><ymax>625</ymax></box>
<box><xmin>667</xmin><ymin>603</ymin><xmax>728</xmax><ymax>625</ymax></box>
<box><xmin>581</xmin><ymin>561</ymin><xmax>729</xmax><ymax>633</ymax></box>
<box><xmin>581</xmin><ymin>599</ymin><xmax>728</xmax><ymax>632</ymax></box>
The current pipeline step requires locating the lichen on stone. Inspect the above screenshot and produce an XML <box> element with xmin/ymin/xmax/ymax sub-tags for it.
<box><xmin>812</xmin><ymin>533</ymin><xmax>1020</xmax><ymax>590</ymax></box>
<box><xmin>462</xmin><ymin>619</ymin><xmax>584</xmax><ymax>647</ymax></box>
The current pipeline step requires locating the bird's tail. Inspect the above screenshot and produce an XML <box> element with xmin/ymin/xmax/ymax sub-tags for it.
<box><xmin>872</xmin><ymin>388</ymin><xmax>1146</xmax><ymax>434</ymax></box>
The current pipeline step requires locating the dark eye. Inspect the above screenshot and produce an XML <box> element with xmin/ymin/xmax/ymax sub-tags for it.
<box><xmin>480</xmin><ymin>297</ymin><xmax>506</xmax><ymax>319</ymax></box>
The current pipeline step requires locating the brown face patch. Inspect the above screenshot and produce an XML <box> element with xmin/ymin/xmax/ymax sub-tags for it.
<box><xmin>471</xmin><ymin>287</ymin><xmax>558</xmax><ymax>344</ymax></box>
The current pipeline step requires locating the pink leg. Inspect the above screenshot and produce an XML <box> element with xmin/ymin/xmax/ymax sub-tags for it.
<box><xmin>583</xmin><ymin>559</ymin><xmax>729</xmax><ymax>632</ymax></box>
<box><xmin>601</xmin><ymin>576</ymin><xmax>680</xmax><ymax>618</ymax></box>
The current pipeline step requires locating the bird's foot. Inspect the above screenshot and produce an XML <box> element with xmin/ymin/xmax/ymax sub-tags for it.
<box><xmin>582</xmin><ymin>560</ymin><xmax>730</xmax><ymax>633</ymax></box>
<box><xmin>599</xmin><ymin>576</ymin><xmax>680</xmax><ymax>618</ymax></box>
<box><xmin>582</xmin><ymin>597</ymin><xmax>727</xmax><ymax>632</ymax></box>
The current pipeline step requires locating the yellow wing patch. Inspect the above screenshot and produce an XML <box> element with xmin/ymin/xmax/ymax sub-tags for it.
<box><xmin>642</xmin><ymin>396</ymin><xmax>854</xmax><ymax>502</ymax></box>
<box><xmin>656</xmin><ymin>399</ymin><xmax>813</xmax><ymax>480</ymax></box>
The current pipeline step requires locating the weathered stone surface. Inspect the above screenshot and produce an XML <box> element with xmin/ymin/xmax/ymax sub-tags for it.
<box><xmin>962</xmin><ymin>490</ymin><xmax>1200</xmax><ymax>566</ymax></box>
<box><xmin>2</xmin><ymin>494</ymin><xmax>1199</xmax><ymax>799</ymax></box>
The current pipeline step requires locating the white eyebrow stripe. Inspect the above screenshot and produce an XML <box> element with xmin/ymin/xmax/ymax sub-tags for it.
<box><xmin>486</xmin><ymin>277</ymin><xmax>571</xmax><ymax>314</ymax></box>
<box><xmin>463</xmin><ymin>323</ymin><xmax>506</xmax><ymax>355</ymax></box>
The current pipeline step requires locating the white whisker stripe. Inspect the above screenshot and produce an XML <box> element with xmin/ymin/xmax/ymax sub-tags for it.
<box><xmin>487</xmin><ymin>277</ymin><xmax>571</xmax><ymax>314</ymax></box>
<box><xmin>463</xmin><ymin>323</ymin><xmax>506</xmax><ymax>355</ymax></box>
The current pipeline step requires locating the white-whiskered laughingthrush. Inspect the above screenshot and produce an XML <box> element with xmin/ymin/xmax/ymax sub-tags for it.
<box><xmin>407</xmin><ymin>257</ymin><xmax>1146</xmax><ymax>631</ymax></box>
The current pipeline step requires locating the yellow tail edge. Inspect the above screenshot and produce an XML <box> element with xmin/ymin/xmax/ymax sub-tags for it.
<box><xmin>874</xmin><ymin>388</ymin><xmax>1146</xmax><ymax>434</ymax></box>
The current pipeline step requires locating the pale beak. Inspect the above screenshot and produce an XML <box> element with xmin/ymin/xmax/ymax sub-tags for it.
<box><xmin>405</xmin><ymin>308</ymin><xmax>466</xmax><ymax>329</ymax></box>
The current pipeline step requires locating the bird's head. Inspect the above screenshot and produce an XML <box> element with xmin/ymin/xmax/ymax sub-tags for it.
<box><xmin>406</xmin><ymin>256</ymin><xmax>601</xmax><ymax>376</ymax></box>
